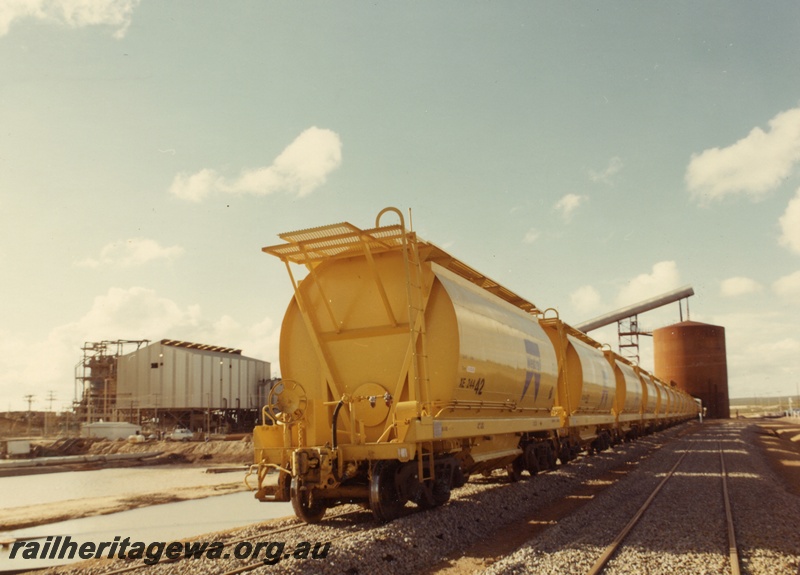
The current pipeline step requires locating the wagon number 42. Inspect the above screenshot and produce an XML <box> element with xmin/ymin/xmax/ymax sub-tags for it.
<box><xmin>459</xmin><ymin>377</ymin><xmax>485</xmax><ymax>395</ymax></box>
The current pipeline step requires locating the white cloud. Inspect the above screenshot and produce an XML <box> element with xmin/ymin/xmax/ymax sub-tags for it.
<box><xmin>522</xmin><ymin>228</ymin><xmax>540</xmax><ymax>244</ymax></box>
<box><xmin>779</xmin><ymin>187</ymin><xmax>800</xmax><ymax>254</ymax></box>
<box><xmin>76</xmin><ymin>238</ymin><xmax>184</xmax><ymax>268</ymax></box>
<box><xmin>0</xmin><ymin>1</ymin><xmax>37</xmax><ymax>37</ymax></box>
<box><xmin>686</xmin><ymin>106</ymin><xmax>800</xmax><ymax>205</ymax></box>
<box><xmin>708</xmin><ymin>310</ymin><xmax>800</xmax><ymax>398</ymax></box>
<box><xmin>589</xmin><ymin>156</ymin><xmax>624</xmax><ymax>184</ymax></box>
<box><xmin>720</xmin><ymin>276</ymin><xmax>763</xmax><ymax>297</ymax></box>
<box><xmin>616</xmin><ymin>261</ymin><xmax>681</xmax><ymax>306</ymax></box>
<box><xmin>773</xmin><ymin>270</ymin><xmax>800</xmax><ymax>301</ymax></box>
<box><xmin>570</xmin><ymin>285</ymin><xmax>602</xmax><ymax>315</ymax></box>
<box><xmin>0</xmin><ymin>0</ymin><xmax>140</xmax><ymax>38</ymax></box>
<box><xmin>0</xmin><ymin>287</ymin><xmax>280</xmax><ymax>410</ymax></box>
<box><xmin>169</xmin><ymin>127</ymin><xmax>343</xmax><ymax>202</ymax></box>
<box><xmin>168</xmin><ymin>169</ymin><xmax>220</xmax><ymax>203</ymax></box>
<box><xmin>67</xmin><ymin>287</ymin><xmax>197</xmax><ymax>337</ymax></box>
<box><xmin>554</xmin><ymin>194</ymin><xmax>587</xmax><ymax>222</ymax></box>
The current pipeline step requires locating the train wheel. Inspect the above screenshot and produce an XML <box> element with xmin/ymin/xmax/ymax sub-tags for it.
<box><xmin>523</xmin><ymin>444</ymin><xmax>539</xmax><ymax>476</ymax></box>
<box><xmin>417</xmin><ymin>477</ymin><xmax>451</xmax><ymax>510</ymax></box>
<box><xmin>506</xmin><ymin>459</ymin><xmax>524</xmax><ymax>482</ymax></box>
<box><xmin>290</xmin><ymin>477</ymin><xmax>326</xmax><ymax>524</ymax></box>
<box><xmin>546</xmin><ymin>444</ymin><xmax>557</xmax><ymax>469</ymax></box>
<box><xmin>431</xmin><ymin>478</ymin><xmax>451</xmax><ymax>505</ymax></box>
<box><xmin>369</xmin><ymin>461</ymin><xmax>405</xmax><ymax>522</ymax></box>
<box><xmin>452</xmin><ymin>465</ymin><xmax>468</xmax><ymax>488</ymax></box>
<box><xmin>537</xmin><ymin>443</ymin><xmax>552</xmax><ymax>471</ymax></box>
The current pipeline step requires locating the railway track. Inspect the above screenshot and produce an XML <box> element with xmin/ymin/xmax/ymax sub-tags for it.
<box><xmin>586</xmin><ymin>439</ymin><xmax>740</xmax><ymax>575</ymax></box>
<box><xmin>423</xmin><ymin>422</ymin><xmax>701</xmax><ymax>575</ymax></box>
<box><xmin>467</xmin><ymin>422</ymin><xmax>780</xmax><ymax>575</ymax></box>
<box><xmin>37</xmin><ymin>422</ymin><xmax>800</xmax><ymax>575</ymax></box>
<box><xmin>96</xmin><ymin>509</ymin><xmax>372</xmax><ymax>575</ymax></box>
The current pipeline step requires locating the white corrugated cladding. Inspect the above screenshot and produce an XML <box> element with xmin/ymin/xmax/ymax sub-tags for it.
<box><xmin>116</xmin><ymin>341</ymin><xmax>270</xmax><ymax>409</ymax></box>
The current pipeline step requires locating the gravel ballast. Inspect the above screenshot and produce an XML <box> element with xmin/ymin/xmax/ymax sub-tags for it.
<box><xmin>34</xmin><ymin>420</ymin><xmax>800</xmax><ymax>575</ymax></box>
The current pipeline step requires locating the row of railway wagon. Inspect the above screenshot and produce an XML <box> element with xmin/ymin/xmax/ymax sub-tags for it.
<box><xmin>250</xmin><ymin>208</ymin><xmax>700</xmax><ymax>523</ymax></box>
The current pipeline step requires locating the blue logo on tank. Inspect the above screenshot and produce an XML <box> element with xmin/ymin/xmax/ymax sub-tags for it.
<box><xmin>521</xmin><ymin>340</ymin><xmax>541</xmax><ymax>402</ymax></box>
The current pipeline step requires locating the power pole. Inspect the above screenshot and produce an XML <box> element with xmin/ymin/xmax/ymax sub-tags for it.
<box><xmin>24</xmin><ymin>394</ymin><xmax>34</xmax><ymax>436</ymax></box>
<box><xmin>45</xmin><ymin>391</ymin><xmax>56</xmax><ymax>436</ymax></box>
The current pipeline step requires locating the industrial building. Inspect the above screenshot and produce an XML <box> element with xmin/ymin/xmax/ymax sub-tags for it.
<box><xmin>75</xmin><ymin>339</ymin><xmax>273</xmax><ymax>434</ymax></box>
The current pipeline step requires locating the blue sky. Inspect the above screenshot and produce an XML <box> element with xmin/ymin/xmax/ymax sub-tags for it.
<box><xmin>2</xmin><ymin>1</ymin><xmax>800</xmax><ymax>411</ymax></box>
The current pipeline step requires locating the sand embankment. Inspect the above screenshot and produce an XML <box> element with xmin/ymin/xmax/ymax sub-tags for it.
<box><xmin>86</xmin><ymin>436</ymin><xmax>254</xmax><ymax>464</ymax></box>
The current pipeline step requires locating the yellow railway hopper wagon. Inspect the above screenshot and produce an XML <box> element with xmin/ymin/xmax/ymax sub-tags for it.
<box><xmin>251</xmin><ymin>208</ymin><xmax>563</xmax><ymax>523</ymax></box>
<box><xmin>675</xmin><ymin>386</ymin><xmax>688</xmax><ymax>419</ymax></box>
<box><xmin>634</xmin><ymin>367</ymin><xmax>661</xmax><ymax>434</ymax></box>
<box><xmin>603</xmin><ymin>351</ymin><xmax>645</xmax><ymax>441</ymax></box>
<box><xmin>652</xmin><ymin>375</ymin><xmax>682</xmax><ymax>429</ymax></box>
<box><xmin>651</xmin><ymin>377</ymin><xmax>697</xmax><ymax>427</ymax></box>
<box><xmin>673</xmin><ymin>385</ymin><xmax>700</xmax><ymax>422</ymax></box>
<box><xmin>660</xmin><ymin>380</ymin><xmax>685</xmax><ymax>426</ymax></box>
<box><xmin>539</xmin><ymin>315</ymin><xmax>617</xmax><ymax>460</ymax></box>
<box><xmin>683</xmin><ymin>388</ymin><xmax>699</xmax><ymax>419</ymax></box>
<box><xmin>686</xmin><ymin>388</ymin><xmax>701</xmax><ymax>419</ymax></box>
<box><xmin>653</xmin><ymin>379</ymin><xmax>669</xmax><ymax>429</ymax></box>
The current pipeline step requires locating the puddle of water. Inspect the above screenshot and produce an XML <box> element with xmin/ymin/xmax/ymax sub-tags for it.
<box><xmin>0</xmin><ymin>492</ymin><xmax>293</xmax><ymax>571</ymax></box>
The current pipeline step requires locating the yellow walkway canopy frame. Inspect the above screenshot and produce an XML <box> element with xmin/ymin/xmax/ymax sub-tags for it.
<box><xmin>262</xmin><ymin>207</ymin><xmax>541</xmax><ymax>316</ymax></box>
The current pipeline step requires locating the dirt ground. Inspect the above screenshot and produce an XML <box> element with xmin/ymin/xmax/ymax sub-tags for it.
<box><xmin>753</xmin><ymin>417</ymin><xmax>800</xmax><ymax>497</ymax></box>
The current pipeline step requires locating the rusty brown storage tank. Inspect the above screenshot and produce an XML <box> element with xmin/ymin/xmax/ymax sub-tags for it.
<box><xmin>653</xmin><ymin>321</ymin><xmax>729</xmax><ymax>419</ymax></box>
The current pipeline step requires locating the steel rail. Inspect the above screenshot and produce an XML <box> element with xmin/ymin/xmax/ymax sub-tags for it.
<box><xmin>719</xmin><ymin>443</ymin><xmax>741</xmax><ymax>575</ymax></box>
<box><xmin>99</xmin><ymin>509</ymin><xmax>367</xmax><ymax>575</ymax></box>
<box><xmin>587</xmin><ymin>438</ymin><xmax>741</xmax><ymax>575</ymax></box>
<box><xmin>586</xmin><ymin>447</ymin><xmax>689</xmax><ymax>575</ymax></box>
<box><xmin>214</xmin><ymin>531</ymin><xmax>356</xmax><ymax>575</ymax></box>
